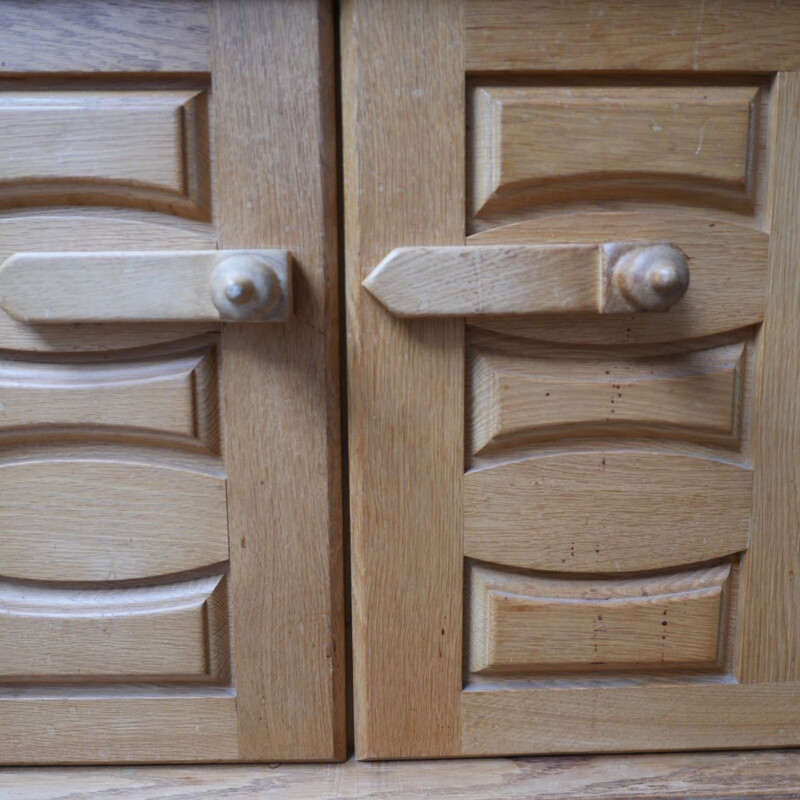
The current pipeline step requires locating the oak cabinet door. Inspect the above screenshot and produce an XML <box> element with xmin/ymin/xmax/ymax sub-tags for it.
<box><xmin>344</xmin><ymin>0</ymin><xmax>800</xmax><ymax>758</ymax></box>
<box><xmin>0</xmin><ymin>0</ymin><xmax>344</xmax><ymax>763</ymax></box>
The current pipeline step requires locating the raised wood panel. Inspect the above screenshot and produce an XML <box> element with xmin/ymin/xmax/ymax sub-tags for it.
<box><xmin>469</xmin><ymin>563</ymin><xmax>731</xmax><ymax>675</ymax></box>
<box><xmin>0</xmin><ymin>574</ymin><xmax>229</xmax><ymax>683</ymax></box>
<box><xmin>469</xmin><ymin>339</ymin><xmax>745</xmax><ymax>456</ymax></box>
<box><xmin>0</xmin><ymin>0</ymin><xmax>210</xmax><ymax>73</ymax></box>
<box><xmin>465</xmin><ymin>452</ymin><xmax>752</xmax><ymax>573</ymax></box>
<box><xmin>0</xmin><ymin>215</ymin><xmax>215</xmax><ymax>352</ymax></box>
<box><xmin>465</xmin><ymin>0</ymin><xmax>800</xmax><ymax>72</ymax></box>
<box><xmin>0</xmin><ymin>89</ymin><xmax>210</xmax><ymax>219</ymax></box>
<box><xmin>470</xmin><ymin>86</ymin><xmax>759</xmax><ymax>222</ymax></box>
<box><xmin>0</xmin><ymin>460</ymin><xmax>228</xmax><ymax>582</ymax></box>
<box><xmin>0</xmin><ymin>346</ymin><xmax>219</xmax><ymax>452</ymax></box>
<box><xmin>469</xmin><ymin>215</ymin><xmax>768</xmax><ymax>345</ymax></box>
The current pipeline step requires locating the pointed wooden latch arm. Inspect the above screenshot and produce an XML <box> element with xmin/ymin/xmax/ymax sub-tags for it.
<box><xmin>363</xmin><ymin>242</ymin><xmax>690</xmax><ymax>316</ymax></box>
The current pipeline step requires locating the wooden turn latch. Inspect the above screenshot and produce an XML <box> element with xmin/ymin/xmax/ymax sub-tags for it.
<box><xmin>0</xmin><ymin>250</ymin><xmax>293</xmax><ymax>323</ymax></box>
<box><xmin>363</xmin><ymin>242</ymin><xmax>690</xmax><ymax>316</ymax></box>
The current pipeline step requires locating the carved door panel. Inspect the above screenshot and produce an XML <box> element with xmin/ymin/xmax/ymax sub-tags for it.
<box><xmin>345</xmin><ymin>0</ymin><xmax>800</xmax><ymax>758</ymax></box>
<box><xmin>0</xmin><ymin>1</ymin><xmax>344</xmax><ymax>763</ymax></box>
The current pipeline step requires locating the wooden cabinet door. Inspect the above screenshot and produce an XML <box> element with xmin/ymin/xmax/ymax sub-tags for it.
<box><xmin>0</xmin><ymin>0</ymin><xmax>344</xmax><ymax>763</ymax></box>
<box><xmin>344</xmin><ymin>0</ymin><xmax>800</xmax><ymax>758</ymax></box>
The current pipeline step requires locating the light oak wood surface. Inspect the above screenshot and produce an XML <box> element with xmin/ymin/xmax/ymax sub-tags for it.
<box><xmin>5</xmin><ymin>752</ymin><xmax>800</xmax><ymax>799</ymax></box>
<box><xmin>465</xmin><ymin>0</ymin><xmax>800</xmax><ymax>72</ymax></box>
<box><xmin>346</xmin><ymin>0</ymin><xmax>800</xmax><ymax>759</ymax></box>
<box><xmin>465</xmin><ymin>452</ymin><xmax>752</xmax><ymax>574</ymax></box>
<box><xmin>212</xmin><ymin>0</ymin><xmax>345</xmax><ymax>761</ymax></box>
<box><xmin>470</xmin><ymin>85</ymin><xmax>759</xmax><ymax>220</ymax></box>
<box><xmin>0</xmin><ymin>574</ymin><xmax>229</xmax><ymax>681</ymax></box>
<box><xmin>0</xmin><ymin>0</ymin><xmax>210</xmax><ymax>73</ymax></box>
<box><xmin>0</xmin><ymin>88</ymin><xmax>210</xmax><ymax>219</ymax></box>
<box><xmin>0</xmin><ymin>0</ymin><xmax>345</xmax><ymax>764</ymax></box>
<box><xmin>343</xmin><ymin>0</ymin><xmax>465</xmax><ymax>758</ymax></box>
<box><xmin>469</xmin><ymin>563</ymin><xmax>731</xmax><ymax>675</ymax></box>
<box><xmin>738</xmin><ymin>72</ymin><xmax>800</xmax><ymax>683</ymax></box>
<box><xmin>0</xmin><ymin>249</ymin><xmax>291</xmax><ymax>323</ymax></box>
<box><xmin>469</xmin><ymin>339</ymin><xmax>744</xmax><ymax>456</ymax></box>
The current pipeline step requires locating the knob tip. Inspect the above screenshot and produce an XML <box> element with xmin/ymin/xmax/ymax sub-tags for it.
<box><xmin>613</xmin><ymin>245</ymin><xmax>690</xmax><ymax>312</ymax></box>
<box><xmin>210</xmin><ymin>255</ymin><xmax>279</xmax><ymax>320</ymax></box>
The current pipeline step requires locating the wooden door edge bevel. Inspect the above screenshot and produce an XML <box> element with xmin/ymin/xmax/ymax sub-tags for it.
<box><xmin>343</xmin><ymin>0</ymin><xmax>466</xmax><ymax>759</ymax></box>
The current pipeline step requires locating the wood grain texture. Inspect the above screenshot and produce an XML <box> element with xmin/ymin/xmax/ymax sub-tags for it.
<box><xmin>465</xmin><ymin>0</ymin><xmax>800</xmax><ymax>72</ymax></box>
<box><xmin>0</xmin><ymin>345</ymin><xmax>220</xmax><ymax>452</ymax></box>
<box><xmin>0</xmin><ymin>0</ymin><xmax>210</xmax><ymax>73</ymax></box>
<box><xmin>469</xmin><ymin>215</ymin><xmax>768</xmax><ymax>344</ymax></box>
<box><xmin>0</xmin><ymin>249</ymin><xmax>290</xmax><ymax>323</ymax></box>
<box><xmin>343</xmin><ymin>0</ymin><xmax>465</xmax><ymax>758</ymax></box>
<box><xmin>468</xmin><ymin>563</ymin><xmax>731</xmax><ymax>674</ymax></box>
<box><xmin>0</xmin><ymin>575</ymin><xmax>229</xmax><ymax>682</ymax></box>
<box><xmin>469</xmin><ymin>339</ymin><xmax>745</xmax><ymax>456</ymax></box>
<box><xmin>211</xmin><ymin>0</ymin><xmax>345</xmax><ymax>761</ymax></box>
<box><xmin>461</xmin><ymin>683</ymin><xmax>800</xmax><ymax>756</ymax></box>
<box><xmin>0</xmin><ymin>89</ymin><xmax>210</xmax><ymax>219</ymax></box>
<box><xmin>0</xmin><ymin>214</ymin><xmax>216</xmax><ymax>352</ymax></box>
<box><xmin>0</xmin><ymin>459</ymin><xmax>228</xmax><ymax>582</ymax></box>
<box><xmin>6</xmin><ymin>751</ymin><xmax>800</xmax><ymax>799</ymax></box>
<box><xmin>0</xmin><ymin>695</ymin><xmax>238</xmax><ymax>765</ymax></box>
<box><xmin>470</xmin><ymin>85</ymin><xmax>759</xmax><ymax>220</ymax></box>
<box><xmin>738</xmin><ymin>72</ymin><xmax>800</xmax><ymax>683</ymax></box>
<box><xmin>465</xmin><ymin>452</ymin><xmax>752</xmax><ymax>574</ymax></box>
<box><xmin>365</xmin><ymin>244</ymin><xmax>602</xmax><ymax>316</ymax></box>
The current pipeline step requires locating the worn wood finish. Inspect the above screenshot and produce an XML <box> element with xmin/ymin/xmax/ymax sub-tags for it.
<box><xmin>0</xmin><ymin>0</ymin><xmax>210</xmax><ymax>73</ymax></box>
<box><xmin>212</xmin><ymin>0</ymin><xmax>345</xmax><ymax>761</ymax></box>
<box><xmin>343</xmin><ymin>0</ymin><xmax>465</xmax><ymax>758</ymax></box>
<box><xmin>465</xmin><ymin>452</ymin><xmax>752</xmax><ymax>574</ymax></box>
<box><xmin>470</xmin><ymin>85</ymin><xmax>759</xmax><ymax>220</ymax></box>
<box><xmin>465</xmin><ymin>0</ymin><xmax>800</xmax><ymax>72</ymax></box>
<box><xmin>468</xmin><ymin>563</ymin><xmax>731</xmax><ymax>674</ymax></box>
<box><xmin>469</xmin><ymin>339</ymin><xmax>744</xmax><ymax>456</ymax></box>
<box><xmin>0</xmin><ymin>89</ymin><xmax>210</xmax><ymax>219</ymax></box>
<box><xmin>0</xmin><ymin>575</ymin><xmax>229</xmax><ymax>682</ymax></box>
<box><xmin>0</xmin><ymin>249</ymin><xmax>291</xmax><ymax>323</ymax></box>
<box><xmin>7</xmin><ymin>751</ymin><xmax>800</xmax><ymax>799</ymax></box>
<box><xmin>739</xmin><ymin>72</ymin><xmax>800</xmax><ymax>683</ymax></box>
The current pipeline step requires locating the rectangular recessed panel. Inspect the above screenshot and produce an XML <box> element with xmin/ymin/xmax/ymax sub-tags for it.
<box><xmin>0</xmin><ymin>347</ymin><xmax>219</xmax><ymax>452</ymax></box>
<box><xmin>465</xmin><ymin>452</ymin><xmax>752</xmax><ymax>573</ymax></box>
<box><xmin>470</xmin><ymin>86</ymin><xmax>759</xmax><ymax>220</ymax></box>
<box><xmin>469</xmin><ymin>563</ymin><xmax>731</xmax><ymax>674</ymax></box>
<box><xmin>0</xmin><ymin>460</ymin><xmax>229</xmax><ymax>582</ymax></box>
<box><xmin>0</xmin><ymin>575</ymin><xmax>229</xmax><ymax>682</ymax></box>
<box><xmin>0</xmin><ymin>89</ymin><xmax>210</xmax><ymax>218</ymax></box>
<box><xmin>469</xmin><ymin>341</ymin><xmax>744</xmax><ymax>455</ymax></box>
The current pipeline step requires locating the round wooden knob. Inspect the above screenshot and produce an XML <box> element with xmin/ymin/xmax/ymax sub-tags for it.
<box><xmin>613</xmin><ymin>245</ymin><xmax>690</xmax><ymax>311</ymax></box>
<box><xmin>210</xmin><ymin>255</ymin><xmax>280</xmax><ymax>320</ymax></box>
